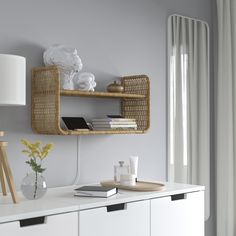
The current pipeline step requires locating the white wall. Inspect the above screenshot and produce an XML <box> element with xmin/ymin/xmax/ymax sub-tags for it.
<box><xmin>0</xmin><ymin>0</ymin><xmax>214</xmax><ymax>235</ymax></box>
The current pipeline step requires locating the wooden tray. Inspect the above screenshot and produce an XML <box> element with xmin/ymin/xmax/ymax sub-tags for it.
<box><xmin>100</xmin><ymin>180</ymin><xmax>166</xmax><ymax>192</ymax></box>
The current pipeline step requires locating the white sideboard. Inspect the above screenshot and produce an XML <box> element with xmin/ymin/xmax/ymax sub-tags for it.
<box><xmin>0</xmin><ymin>182</ymin><xmax>204</xmax><ymax>236</ymax></box>
<box><xmin>151</xmin><ymin>191</ymin><xmax>204</xmax><ymax>236</ymax></box>
<box><xmin>0</xmin><ymin>212</ymin><xmax>78</xmax><ymax>236</ymax></box>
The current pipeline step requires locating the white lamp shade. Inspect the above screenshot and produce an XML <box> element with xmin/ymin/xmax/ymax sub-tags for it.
<box><xmin>0</xmin><ymin>54</ymin><xmax>26</xmax><ymax>106</ymax></box>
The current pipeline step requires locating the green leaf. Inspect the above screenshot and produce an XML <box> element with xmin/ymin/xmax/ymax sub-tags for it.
<box><xmin>25</xmin><ymin>159</ymin><xmax>46</xmax><ymax>173</ymax></box>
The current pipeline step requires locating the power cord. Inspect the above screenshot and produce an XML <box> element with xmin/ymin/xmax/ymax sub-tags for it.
<box><xmin>48</xmin><ymin>136</ymin><xmax>82</xmax><ymax>189</ymax></box>
<box><xmin>72</xmin><ymin>136</ymin><xmax>81</xmax><ymax>186</ymax></box>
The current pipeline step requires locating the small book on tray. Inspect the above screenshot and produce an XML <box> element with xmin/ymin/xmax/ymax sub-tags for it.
<box><xmin>74</xmin><ymin>186</ymin><xmax>118</xmax><ymax>198</ymax></box>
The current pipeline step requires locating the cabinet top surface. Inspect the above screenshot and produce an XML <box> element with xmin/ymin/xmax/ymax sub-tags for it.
<box><xmin>0</xmin><ymin>181</ymin><xmax>204</xmax><ymax>224</ymax></box>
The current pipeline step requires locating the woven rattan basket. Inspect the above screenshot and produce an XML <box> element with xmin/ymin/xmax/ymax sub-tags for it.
<box><xmin>32</xmin><ymin>66</ymin><xmax>150</xmax><ymax>135</ymax></box>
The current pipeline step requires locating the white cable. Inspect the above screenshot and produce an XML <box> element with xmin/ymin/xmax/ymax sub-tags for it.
<box><xmin>72</xmin><ymin>136</ymin><xmax>81</xmax><ymax>186</ymax></box>
<box><xmin>48</xmin><ymin>136</ymin><xmax>82</xmax><ymax>189</ymax></box>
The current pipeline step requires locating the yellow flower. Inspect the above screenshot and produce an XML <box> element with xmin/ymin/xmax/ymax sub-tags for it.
<box><xmin>21</xmin><ymin>139</ymin><xmax>54</xmax><ymax>161</ymax></box>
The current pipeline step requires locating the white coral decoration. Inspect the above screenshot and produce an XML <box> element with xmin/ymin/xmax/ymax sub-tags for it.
<box><xmin>43</xmin><ymin>44</ymin><xmax>83</xmax><ymax>90</ymax></box>
<box><xmin>43</xmin><ymin>44</ymin><xmax>83</xmax><ymax>71</ymax></box>
<box><xmin>74</xmin><ymin>72</ymin><xmax>96</xmax><ymax>92</ymax></box>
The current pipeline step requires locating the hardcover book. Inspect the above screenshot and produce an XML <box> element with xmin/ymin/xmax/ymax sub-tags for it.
<box><xmin>92</xmin><ymin>121</ymin><xmax>137</xmax><ymax>125</ymax></box>
<box><xmin>92</xmin><ymin>124</ymin><xmax>137</xmax><ymax>128</ymax></box>
<box><xmin>74</xmin><ymin>186</ymin><xmax>118</xmax><ymax>198</ymax></box>
<box><xmin>92</xmin><ymin>118</ymin><xmax>136</xmax><ymax>122</ymax></box>
<box><xmin>92</xmin><ymin>127</ymin><xmax>137</xmax><ymax>131</ymax></box>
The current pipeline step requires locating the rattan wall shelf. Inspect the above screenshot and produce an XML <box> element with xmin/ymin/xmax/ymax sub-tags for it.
<box><xmin>32</xmin><ymin>66</ymin><xmax>150</xmax><ymax>135</ymax></box>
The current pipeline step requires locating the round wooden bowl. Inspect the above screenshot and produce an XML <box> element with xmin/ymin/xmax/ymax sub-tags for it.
<box><xmin>100</xmin><ymin>180</ymin><xmax>166</xmax><ymax>192</ymax></box>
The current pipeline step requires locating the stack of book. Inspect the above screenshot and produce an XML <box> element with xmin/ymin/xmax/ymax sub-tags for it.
<box><xmin>74</xmin><ymin>186</ymin><xmax>118</xmax><ymax>198</ymax></box>
<box><xmin>92</xmin><ymin>118</ymin><xmax>137</xmax><ymax>131</ymax></box>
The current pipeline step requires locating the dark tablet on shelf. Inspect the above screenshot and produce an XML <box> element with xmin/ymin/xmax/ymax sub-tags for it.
<box><xmin>61</xmin><ymin>117</ymin><xmax>90</xmax><ymax>131</ymax></box>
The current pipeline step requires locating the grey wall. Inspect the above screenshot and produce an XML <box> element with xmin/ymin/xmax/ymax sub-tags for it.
<box><xmin>0</xmin><ymin>0</ymin><xmax>214</xmax><ymax>235</ymax></box>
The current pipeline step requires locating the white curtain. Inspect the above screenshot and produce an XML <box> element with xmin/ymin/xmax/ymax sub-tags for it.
<box><xmin>216</xmin><ymin>0</ymin><xmax>236</xmax><ymax>235</ymax></box>
<box><xmin>168</xmin><ymin>14</ymin><xmax>210</xmax><ymax>219</ymax></box>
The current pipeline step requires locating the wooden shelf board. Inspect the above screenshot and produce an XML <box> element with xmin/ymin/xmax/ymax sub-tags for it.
<box><xmin>66</xmin><ymin>130</ymin><xmax>145</xmax><ymax>135</ymax></box>
<box><xmin>60</xmin><ymin>90</ymin><xmax>145</xmax><ymax>99</ymax></box>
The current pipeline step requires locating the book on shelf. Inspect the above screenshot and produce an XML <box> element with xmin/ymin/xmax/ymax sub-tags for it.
<box><xmin>74</xmin><ymin>186</ymin><xmax>118</xmax><ymax>198</ymax></box>
<box><xmin>92</xmin><ymin>126</ymin><xmax>137</xmax><ymax>131</ymax></box>
<box><xmin>92</xmin><ymin>121</ymin><xmax>137</xmax><ymax>125</ymax></box>
<box><xmin>92</xmin><ymin>118</ymin><xmax>136</xmax><ymax>123</ymax></box>
<box><xmin>92</xmin><ymin>124</ymin><xmax>137</xmax><ymax>128</ymax></box>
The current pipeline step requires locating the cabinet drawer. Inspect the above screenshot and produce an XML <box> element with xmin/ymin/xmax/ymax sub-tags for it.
<box><xmin>151</xmin><ymin>191</ymin><xmax>204</xmax><ymax>236</ymax></box>
<box><xmin>79</xmin><ymin>200</ymin><xmax>150</xmax><ymax>236</ymax></box>
<box><xmin>0</xmin><ymin>212</ymin><xmax>78</xmax><ymax>236</ymax></box>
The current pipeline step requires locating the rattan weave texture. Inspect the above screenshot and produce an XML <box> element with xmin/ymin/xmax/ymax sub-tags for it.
<box><xmin>32</xmin><ymin>66</ymin><xmax>150</xmax><ymax>135</ymax></box>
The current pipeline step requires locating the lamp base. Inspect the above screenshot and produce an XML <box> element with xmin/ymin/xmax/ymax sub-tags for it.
<box><xmin>0</xmin><ymin>132</ymin><xmax>19</xmax><ymax>203</ymax></box>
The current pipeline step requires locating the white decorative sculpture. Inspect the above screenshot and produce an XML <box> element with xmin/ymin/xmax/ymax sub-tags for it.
<box><xmin>73</xmin><ymin>72</ymin><xmax>96</xmax><ymax>92</ymax></box>
<box><xmin>43</xmin><ymin>44</ymin><xmax>83</xmax><ymax>90</ymax></box>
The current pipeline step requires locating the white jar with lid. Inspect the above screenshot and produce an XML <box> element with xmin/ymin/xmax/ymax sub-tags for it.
<box><xmin>120</xmin><ymin>174</ymin><xmax>136</xmax><ymax>186</ymax></box>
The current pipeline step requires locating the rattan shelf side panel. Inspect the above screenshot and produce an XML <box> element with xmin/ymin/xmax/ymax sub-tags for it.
<box><xmin>121</xmin><ymin>75</ymin><xmax>150</xmax><ymax>132</ymax></box>
<box><xmin>32</xmin><ymin>67</ymin><xmax>68</xmax><ymax>135</ymax></box>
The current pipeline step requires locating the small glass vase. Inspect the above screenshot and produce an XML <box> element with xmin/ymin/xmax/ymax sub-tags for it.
<box><xmin>21</xmin><ymin>172</ymin><xmax>47</xmax><ymax>200</ymax></box>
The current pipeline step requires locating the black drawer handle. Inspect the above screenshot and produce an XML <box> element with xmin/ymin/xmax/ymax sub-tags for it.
<box><xmin>107</xmin><ymin>203</ymin><xmax>125</xmax><ymax>212</ymax></box>
<box><xmin>20</xmin><ymin>216</ymin><xmax>45</xmax><ymax>227</ymax></box>
<box><xmin>171</xmin><ymin>193</ymin><xmax>186</xmax><ymax>201</ymax></box>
